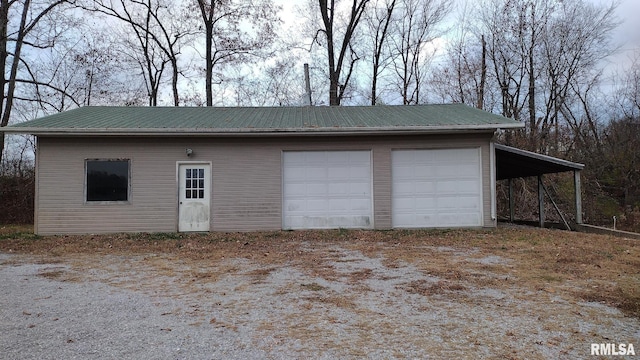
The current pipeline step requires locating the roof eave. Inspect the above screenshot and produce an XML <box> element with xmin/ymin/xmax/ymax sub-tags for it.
<box><xmin>494</xmin><ymin>143</ymin><xmax>585</xmax><ymax>171</ymax></box>
<box><xmin>4</xmin><ymin>123</ymin><xmax>524</xmax><ymax>136</ymax></box>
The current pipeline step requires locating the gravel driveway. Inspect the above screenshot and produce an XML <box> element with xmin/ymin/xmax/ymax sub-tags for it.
<box><xmin>1</xmin><ymin>233</ymin><xmax>639</xmax><ymax>359</ymax></box>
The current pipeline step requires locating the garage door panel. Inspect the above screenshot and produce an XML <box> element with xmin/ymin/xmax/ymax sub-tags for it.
<box><xmin>328</xmin><ymin>183</ymin><xmax>349</xmax><ymax>194</ymax></box>
<box><xmin>284</xmin><ymin>199</ymin><xmax>303</xmax><ymax>212</ymax></box>
<box><xmin>305</xmin><ymin>183</ymin><xmax>328</xmax><ymax>196</ymax></box>
<box><xmin>284</xmin><ymin>183</ymin><xmax>306</xmax><ymax>196</ymax></box>
<box><xmin>415</xmin><ymin>182</ymin><xmax>436</xmax><ymax>194</ymax></box>
<box><xmin>350</xmin><ymin>198</ymin><xmax>372</xmax><ymax>211</ymax></box>
<box><xmin>305</xmin><ymin>199</ymin><xmax>328</xmax><ymax>211</ymax></box>
<box><xmin>326</xmin><ymin>151</ymin><xmax>347</xmax><ymax>163</ymax></box>
<box><xmin>328</xmin><ymin>167</ymin><xmax>348</xmax><ymax>180</ymax></box>
<box><xmin>283</xmin><ymin>167</ymin><xmax>306</xmax><ymax>180</ymax></box>
<box><xmin>395</xmin><ymin>213</ymin><xmax>438</xmax><ymax>227</ymax></box>
<box><xmin>306</xmin><ymin>167</ymin><xmax>327</xmax><ymax>179</ymax></box>
<box><xmin>393</xmin><ymin>197</ymin><xmax>414</xmax><ymax>210</ymax></box>
<box><xmin>350</xmin><ymin>182</ymin><xmax>372</xmax><ymax>194</ymax></box>
<box><xmin>283</xmin><ymin>151</ymin><xmax>373</xmax><ymax>229</ymax></box>
<box><xmin>328</xmin><ymin>198</ymin><xmax>349</xmax><ymax>211</ymax></box>
<box><xmin>416</xmin><ymin>197</ymin><xmax>437</xmax><ymax>210</ymax></box>
<box><xmin>414</xmin><ymin>166</ymin><xmax>434</xmax><ymax>178</ymax></box>
<box><xmin>350</xmin><ymin>166</ymin><xmax>371</xmax><ymax>178</ymax></box>
<box><xmin>458</xmin><ymin>164</ymin><xmax>482</xmax><ymax>176</ymax></box>
<box><xmin>348</xmin><ymin>151</ymin><xmax>371</xmax><ymax>162</ymax></box>
<box><xmin>436</xmin><ymin>195</ymin><xmax>480</xmax><ymax>208</ymax></box>
<box><xmin>437</xmin><ymin>212</ymin><xmax>481</xmax><ymax>226</ymax></box>
<box><xmin>436</xmin><ymin>197</ymin><xmax>461</xmax><ymax>209</ymax></box>
<box><xmin>435</xmin><ymin>181</ymin><xmax>480</xmax><ymax>193</ymax></box>
<box><xmin>437</xmin><ymin>213</ymin><xmax>460</xmax><ymax>225</ymax></box>
<box><xmin>286</xmin><ymin>215</ymin><xmax>371</xmax><ymax>229</ymax></box>
<box><xmin>392</xmin><ymin>148</ymin><xmax>483</xmax><ymax>228</ymax></box>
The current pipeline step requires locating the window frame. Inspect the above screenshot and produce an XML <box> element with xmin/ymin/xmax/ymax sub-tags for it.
<box><xmin>84</xmin><ymin>158</ymin><xmax>132</xmax><ymax>204</ymax></box>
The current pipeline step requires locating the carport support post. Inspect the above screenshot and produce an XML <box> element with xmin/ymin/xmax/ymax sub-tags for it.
<box><xmin>538</xmin><ymin>175</ymin><xmax>545</xmax><ymax>228</ymax></box>
<box><xmin>575</xmin><ymin>170</ymin><xmax>582</xmax><ymax>224</ymax></box>
<box><xmin>508</xmin><ymin>178</ymin><xmax>515</xmax><ymax>222</ymax></box>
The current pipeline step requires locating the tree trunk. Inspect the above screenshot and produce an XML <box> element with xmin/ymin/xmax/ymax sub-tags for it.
<box><xmin>205</xmin><ymin>20</ymin><xmax>213</xmax><ymax>106</ymax></box>
<box><xmin>196</xmin><ymin>0</ymin><xmax>214</xmax><ymax>107</ymax></box>
<box><xmin>171</xmin><ymin>58</ymin><xmax>179</xmax><ymax>106</ymax></box>
<box><xmin>477</xmin><ymin>35</ymin><xmax>486</xmax><ymax>110</ymax></box>
<box><xmin>319</xmin><ymin>0</ymin><xmax>368</xmax><ymax>106</ymax></box>
<box><xmin>1</xmin><ymin>0</ymin><xmax>31</xmax><ymax>163</ymax></box>
<box><xmin>370</xmin><ymin>0</ymin><xmax>396</xmax><ymax>106</ymax></box>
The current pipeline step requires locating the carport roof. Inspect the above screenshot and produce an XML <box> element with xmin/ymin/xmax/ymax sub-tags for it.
<box><xmin>495</xmin><ymin>144</ymin><xmax>584</xmax><ymax>180</ymax></box>
<box><xmin>4</xmin><ymin>104</ymin><xmax>523</xmax><ymax>136</ymax></box>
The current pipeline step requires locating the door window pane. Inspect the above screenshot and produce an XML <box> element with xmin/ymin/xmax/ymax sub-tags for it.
<box><xmin>184</xmin><ymin>167</ymin><xmax>206</xmax><ymax>199</ymax></box>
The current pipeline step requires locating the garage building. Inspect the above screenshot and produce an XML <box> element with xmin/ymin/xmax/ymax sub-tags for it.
<box><xmin>5</xmin><ymin>104</ymin><xmax>523</xmax><ymax>235</ymax></box>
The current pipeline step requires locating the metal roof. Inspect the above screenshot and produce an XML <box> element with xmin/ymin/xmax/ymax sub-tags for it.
<box><xmin>495</xmin><ymin>144</ymin><xmax>584</xmax><ymax>180</ymax></box>
<box><xmin>5</xmin><ymin>104</ymin><xmax>523</xmax><ymax>136</ymax></box>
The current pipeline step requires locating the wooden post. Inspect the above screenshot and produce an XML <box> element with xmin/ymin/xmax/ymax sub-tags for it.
<box><xmin>538</xmin><ymin>175</ymin><xmax>545</xmax><ymax>228</ymax></box>
<box><xmin>508</xmin><ymin>178</ymin><xmax>514</xmax><ymax>222</ymax></box>
<box><xmin>574</xmin><ymin>170</ymin><xmax>582</xmax><ymax>224</ymax></box>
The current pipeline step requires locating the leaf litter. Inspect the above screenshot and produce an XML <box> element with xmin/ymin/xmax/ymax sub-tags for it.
<box><xmin>1</xmin><ymin>225</ymin><xmax>639</xmax><ymax>359</ymax></box>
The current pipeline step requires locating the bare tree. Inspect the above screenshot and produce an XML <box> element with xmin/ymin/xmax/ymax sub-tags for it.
<box><xmin>315</xmin><ymin>0</ymin><xmax>369</xmax><ymax>106</ymax></box>
<box><xmin>429</xmin><ymin>7</ymin><xmax>494</xmax><ymax>110</ymax></box>
<box><xmin>80</xmin><ymin>0</ymin><xmax>194</xmax><ymax>106</ymax></box>
<box><xmin>365</xmin><ymin>0</ymin><xmax>396</xmax><ymax>105</ymax></box>
<box><xmin>477</xmin><ymin>0</ymin><xmax>617</xmax><ymax>151</ymax></box>
<box><xmin>24</xmin><ymin>30</ymin><xmax>149</xmax><ymax>111</ymax></box>
<box><xmin>0</xmin><ymin>0</ymin><xmax>73</xmax><ymax>163</ymax></box>
<box><xmin>480</xmin><ymin>0</ymin><xmax>536</xmax><ymax>126</ymax></box>
<box><xmin>537</xmin><ymin>0</ymin><xmax>618</xmax><ymax>151</ymax></box>
<box><xmin>390</xmin><ymin>0</ymin><xmax>450</xmax><ymax>105</ymax></box>
<box><xmin>614</xmin><ymin>54</ymin><xmax>640</xmax><ymax>119</ymax></box>
<box><xmin>195</xmin><ymin>0</ymin><xmax>280</xmax><ymax>107</ymax></box>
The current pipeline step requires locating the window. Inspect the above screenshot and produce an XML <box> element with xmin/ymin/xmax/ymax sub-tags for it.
<box><xmin>86</xmin><ymin>159</ymin><xmax>130</xmax><ymax>202</ymax></box>
<box><xmin>185</xmin><ymin>167</ymin><xmax>205</xmax><ymax>199</ymax></box>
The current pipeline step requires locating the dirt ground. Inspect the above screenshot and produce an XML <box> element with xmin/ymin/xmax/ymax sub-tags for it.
<box><xmin>1</xmin><ymin>225</ymin><xmax>639</xmax><ymax>359</ymax></box>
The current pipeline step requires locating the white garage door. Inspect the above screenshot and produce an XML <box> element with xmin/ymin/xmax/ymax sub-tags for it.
<box><xmin>392</xmin><ymin>148</ymin><xmax>483</xmax><ymax>228</ymax></box>
<box><xmin>283</xmin><ymin>151</ymin><xmax>373</xmax><ymax>229</ymax></box>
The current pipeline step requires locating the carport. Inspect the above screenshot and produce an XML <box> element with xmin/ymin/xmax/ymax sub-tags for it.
<box><xmin>494</xmin><ymin>144</ymin><xmax>585</xmax><ymax>229</ymax></box>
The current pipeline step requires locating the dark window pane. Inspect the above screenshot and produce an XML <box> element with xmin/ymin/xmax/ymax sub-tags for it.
<box><xmin>198</xmin><ymin>169</ymin><xmax>204</xmax><ymax>178</ymax></box>
<box><xmin>191</xmin><ymin>190</ymin><xmax>197</xmax><ymax>198</ymax></box>
<box><xmin>86</xmin><ymin>160</ymin><xmax>129</xmax><ymax>201</ymax></box>
<box><xmin>199</xmin><ymin>190</ymin><xmax>204</xmax><ymax>198</ymax></box>
<box><xmin>199</xmin><ymin>179</ymin><xmax>204</xmax><ymax>188</ymax></box>
<box><xmin>186</xmin><ymin>189</ymin><xmax>191</xmax><ymax>199</ymax></box>
<box><xmin>186</xmin><ymin>179</ymin><xmax>192</xmax><ymax>189</ymax></box>
<box><xmin>186</xmin><ymin>169</ymin><xmax>191</xmax><ymax>178</ymax></box>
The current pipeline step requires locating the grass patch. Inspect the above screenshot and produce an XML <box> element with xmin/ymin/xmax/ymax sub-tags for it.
<box><xmin>0</xmin><ymin>225</ymin><xmax>37</xmax><ymax>240</ymax></box>
<box><xmin>404</xmin><ymin>279</ymin><xmax>467</xmax><ymax>296</ymax></box>
<box><xmin>38</xmin><ymin>269</ymin><xmax>66</xmax><ymax>279</ymax></box>
<box><xmin>537</xmin><ymin>274</ymin><xmax>563</xmax><ymax>283</ymax></box>
<box><xmin>301</xmin><ymin>282</ymin><xmax>326</xmax><ymax>291</ymax></box>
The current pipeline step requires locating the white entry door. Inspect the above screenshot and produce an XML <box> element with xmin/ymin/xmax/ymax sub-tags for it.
<box><xmin>392</xmin><ymin>148</ymin><xmax>483</xmax><ymax>228</ymax></box>
<box><xmin>178</xmin><ymin>163</ymin><xmax>211</xmax><ymax>232</ymax></box>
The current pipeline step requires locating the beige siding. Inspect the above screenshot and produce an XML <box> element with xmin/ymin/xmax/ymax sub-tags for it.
<box><xmin>35</xmin><ymin>133</ymin><xmax>495</xmax><ymax>235</ymax></box>
<box><xmin>373</xmin><ymin>146</ymin><xmax>392</xmax><ymax>229</ymax></box>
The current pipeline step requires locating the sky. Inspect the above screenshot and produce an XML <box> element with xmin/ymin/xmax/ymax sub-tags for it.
<box><xmin>277</xmin><ymin>0</ymin><xmax>640</xmax><ymax>75</ymax></box>
<box><xmin>606</xmin><ymin>0</ymin><xmax>640</xmax><ymax>69</ymax></box>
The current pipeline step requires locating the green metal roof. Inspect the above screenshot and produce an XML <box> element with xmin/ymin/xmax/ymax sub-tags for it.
<box><xmin>5</xmin><ymin>104</ymin><xmax>523</xmax><ymax>136</ymax></box>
